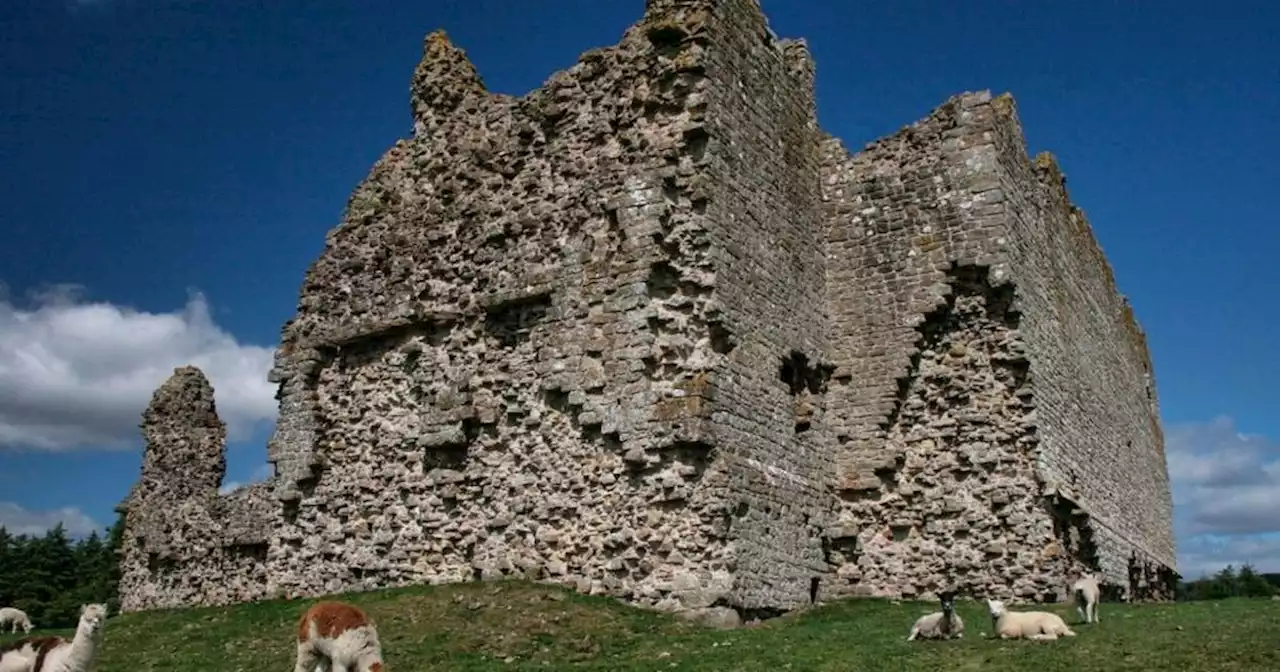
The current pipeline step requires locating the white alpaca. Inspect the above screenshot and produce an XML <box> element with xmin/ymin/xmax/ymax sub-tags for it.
<box><xmin>986</xmin><ymin>599</ymin><xmax>1076</xmax><ymax>641</ymax></box>
<box><xmin>32</xmin><ymin>603</ymin><xmax>108</xmax><ymax>672</ymax></box>
<box><xmin>294</xmin><ymin>601</ymin><xmax>385</xmax><ymax>672</ymax></box>
<box><xmin>907</xmin><ymin>590</ymin><xmax>965</xmax><ymax>641</ymax></box>
<box><xmin>0</xmin><ymin>608</ymin><xmax>33</xmax><ymax>634</ymax></box>
<box><xmin>1071</xmin><ymin>573</ymin><xmax>1101</xmax><ymax>624</ymax></box>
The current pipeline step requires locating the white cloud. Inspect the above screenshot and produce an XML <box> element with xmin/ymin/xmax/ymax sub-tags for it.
<box><xmin>219</xmin><ymin>462</ymin><xmax>276</xmax><ymax>495</ymax></box>
<box><xmin>0</xmin><ymin>285</ymin><xmax>277</xmax><ymax>452</ymax></box>
<box><xmin>0</xmin><ymin>502</ymin><xmax>103</xmax><ymax>538</ymax></box>
<box><xmin>1176</xmin><ymin>534</ymin><xmax>1280</xmax><ymax>580</ymax></box>
<box><xmin>1167</xmin><ymin>416</ymin><xmax>1280</xmax><ymax>576</ymax></box>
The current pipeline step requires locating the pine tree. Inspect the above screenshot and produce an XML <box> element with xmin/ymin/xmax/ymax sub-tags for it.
<box><xmin>0</xmin><ymin>521</ymin><xmax>126</xmax><ymax>629</ymax></box>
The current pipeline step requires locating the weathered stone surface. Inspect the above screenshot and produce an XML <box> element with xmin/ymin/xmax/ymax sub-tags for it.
<box><xmin>116</xmin><ymin>0</ymin><xmax>1176</xmax><ymax>615</ymax></box>
<box><xmin>117</xmin><ymin>367</ymin><xmax>276</xmax><ymax>612</ymax></box>
<box><xmin>821</xmin><ymin>91</ymin><xmax>1175</xmax><ymax>602</ymax></box>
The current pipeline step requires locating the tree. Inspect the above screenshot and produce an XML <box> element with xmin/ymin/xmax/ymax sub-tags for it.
<box><xmin>1237</xmin><ymin>563</ymin><xmax>1275</xmax><ymax>597</ymax></box>
<box><xmin>1205</xmin><ymin>564</ymin><xmax>1239</xmax><ymax>599</ymax></box>
<box><xmin>0</xmin><ymin>523</ymin><xmax>124</xmax><ymax>629</ymax></box>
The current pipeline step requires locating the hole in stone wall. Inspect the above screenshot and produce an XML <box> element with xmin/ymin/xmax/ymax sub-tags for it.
<box><xmin>1047</xmin><ymin>494</ymin><xmax>1099</xmax><ymax>571</ymax></box>
<box><xmin>662</xmin><ymin>176</ymin><xmax>681</xmax><ymax>204</ymax></box>
<box><xmin>606</xmin><ymin>207</ymin><xmax>625</xmax><ymax>243</ymax></box>
<box><xmin>424</xmin><ymin>445</ymin><xmax>469</xmax><ymax>471</ymax></box>
<box><xmin>683</xmin><ymin>127</ymin><xmax>710</xmax><ymax>162</ymax></box>
<box><xmin>708</xmin><ymin>322</ymin><xmax>735</xmax><ymax>355</ymax></box>
<box><xmin>645</xmin><ymin>23</ymin><xmax>688</xmax><ymax>54</ymax></box>
<box><xmin>422</xmin><ymin>419</ymin><xmax>479</xmax><ymax>471</ymax></box>
<box><xmin>646</xmin><ymin>261</ymin><xmax>680</xmax><ymax>300</ymax></box>
<box><xmin>147</xmin><ymin>553</ymin><xmax>177</xmax><ymax>575</ymax></box>
<box><xmin>778</xmin><ymin>351</ymin><xmax>834</xmax><ymax>396</ymax></box>
<box><xmin>667</xmin><ymin>439</ymin><xmax>714</xmax><ymax>470</ymax></box>
<box><xmin>297</xmin><ymin>474</ymin><xmax>319</xmax><ymax>499</ymax></box>
<box><xmin>401</xmin><ymin>349</ymin><xmax>422</xmax><ymax>374</ymax></box>
<box><xmin>282</xmin><ymin>499</ymin><xmax>300</xmax><ymax>524</ymax></box>
<box><xmin>809</xmin><ymin>577</ymin><xmax>821</xmax><ymax>604</ymax></box>
<box><xmin>228</xmin><ymin>542</ymin><xmax>268</xmax><ymax>563</ymax></box>
<box><xmin>1127</xmin><ymin>553</ymin><xmax>1175</xmax><ymax>602</ymax></box>
<box><xmin>542</xmin><ymin>388</ymin><xmax>570</xmax><ymax>412</ymax></box>
<box><xmin>483</xmin><ymin>294</ymin><xmax>552</xmax><ymax>348</ymax></box>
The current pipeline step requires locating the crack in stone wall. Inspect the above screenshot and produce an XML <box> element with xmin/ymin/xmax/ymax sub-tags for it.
<box><xmin>117</xmin><ymin>0</ymin><xmax>1176</xmax><ymax>615</ymax></box>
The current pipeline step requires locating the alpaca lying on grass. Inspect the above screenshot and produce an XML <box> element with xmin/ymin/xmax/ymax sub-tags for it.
<box><xmin>295</xmin><ymin>601</ymin><xmax>385</xmax><ymax>672</ymax></box>
<box><xmin>907</xmin><ymin>590</ymin><xmax>965</xmax><ymax>641</ymax></box>
<box><xmin>986</xmin><ymin>599</ymin><xmax>1076</xmax><ymax>641</ymax></box>
<box><xmin>30</xmin><ymin>603</ymin><xmax>108</xmax><ymax>672</ymax></box>
<box><xmin>0</xmin><ymin>608</ymin><xmax>33</xmax><ymax>634</ymax></box>
<box><xmin>1072</xmin><ymin>573</ymin><xmax>1101</xmax><ymax>624</ymax></box>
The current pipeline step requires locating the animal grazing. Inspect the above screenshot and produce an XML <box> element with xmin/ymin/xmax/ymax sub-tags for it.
<box><xmin>294</xmin><ymin>601</ymin><xmax>385</xmax><ymax>672</ymax></box>
<box><xmin>907</xmin><ymin>590</ymin><xmax>965</xmax><ymax>641</ymax></box>
<box><xmin>0</xmin><ymin>608</ymin><xmax>33</xmax><ymax>634</ymax></box>
<box><xmin>986</xmin><ymin>598</ymin><xmax>1077</xmax><ymax>641</ymax></box>
<box><xmin>1071</xmin><ymin>572</ymin><xmax>1101</xmax><ymax>624</ymax></box>
<box><xmin>29</xmin><ymin>603</ymin><xmax>109</xmax><ymax>672</ymax></box>
<box><xmin>0</xmin><ymin>637</ymin><xmax>62</xmax><ymax>672</ymax></box>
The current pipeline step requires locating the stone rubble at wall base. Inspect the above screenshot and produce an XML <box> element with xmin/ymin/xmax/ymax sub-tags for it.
<box><xmin>116</xmin><ymin>0</ymin><xmax>1178</xmax><ymax>618</ymax></box>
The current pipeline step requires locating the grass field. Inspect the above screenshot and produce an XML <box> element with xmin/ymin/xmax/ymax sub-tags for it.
<box><xmin>4</xmin><ymin>581</ymin><xmax>1278</xmax><ymax>671</ymax></box>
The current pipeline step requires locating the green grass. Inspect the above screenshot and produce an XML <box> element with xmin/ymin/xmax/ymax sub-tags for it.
<box><xmin>5</xmin><ymin>582</ymin><xmax>1279</xmax><ymax>671</ymax></box>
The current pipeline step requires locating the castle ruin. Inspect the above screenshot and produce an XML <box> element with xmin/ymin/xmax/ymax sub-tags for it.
<box><xmin>116</xmin><ymin>0</ymin><xmax>1178</xmax><ymax>616</ymax></box>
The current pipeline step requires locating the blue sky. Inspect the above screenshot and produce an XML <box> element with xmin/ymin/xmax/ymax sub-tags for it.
<box><xmin>0</xmin><ymin>0</ymin><xmax>1276</xmax><ymax>579</ymax></box>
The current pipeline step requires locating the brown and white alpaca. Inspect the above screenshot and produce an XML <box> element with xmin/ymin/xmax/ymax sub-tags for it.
<box><xmin>0</xmin><ymin>636</ymin><xmax>62</xmax><ymax>672</ymax></box>
<box><xmin>0</xmin><ymin>608</ymin><xmax>33</xmax><ymax>634</ymax></box>
<box><xmin>31</xmin><ymin>603</ymin><xmax>108</xmax><ymax>672</ymax></box>
<box><xmin>294</xmin><ymin>601</ymin><xmax>385</xmax><ymax>672</ymax></box>
<box><xmin>1071</xmin><ymin>572</ymin><xmax>1101</xmax><ymax>624</ymax></box>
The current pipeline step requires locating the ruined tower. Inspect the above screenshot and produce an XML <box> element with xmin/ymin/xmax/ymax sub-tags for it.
<box><xmin>117</xmin><ymin>0</ymin><xmax>1177</xmax><ymax>615</ymax></box>
<box><xmin>117</xmin><ymin>366</ymin><xmax>275</xmax><ymax>611</ymax></box>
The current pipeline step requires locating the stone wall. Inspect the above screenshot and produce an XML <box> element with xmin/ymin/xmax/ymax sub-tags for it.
<box><xmin>117</xmin><ymin>0</ymin><xmax>1175</xmax><ymax>615</ymax></box>
<box><xmin>818</xmin><ymin>91</ymin><xmax>1174</xmax><ymax>601</ymax></box>
<box><xmin>117</xmin><ymin>367</ymin><xmax>278</xmax><ymax>612</ymax></box>
<box><xmin>696</xmin><ymin>1</ymin><xmax>835</xmax><ymax>611</ymax></box>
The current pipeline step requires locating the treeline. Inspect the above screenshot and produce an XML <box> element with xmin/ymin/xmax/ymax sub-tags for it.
<box><xmin>0</xmin><ymin>517</ymin><xmax>124</xmax><ymax>630</ymax></box>
<box><xmin>1178</xmin><ymin>564</ymin><xmax>1278</xmax><ymax>601</ymax></box>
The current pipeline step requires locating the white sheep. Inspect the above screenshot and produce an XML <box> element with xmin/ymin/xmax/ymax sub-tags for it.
<box><xmin>986</xmin><ymin>598</ymin><xmax>1076</xmax><ymax>641</ymax></box>
<box><xmin>1071</xmin><ymin>573</ymin><xmax>1101</xmax><ymax>624</ymax></box>
<box><xmin>907</xmin><ymin>590</ymin><xmax>964</xmax><ymax>641</ymax></box>
<box><xmin>0</xmin><ymin>607</ymin><xmax>32</xmax><ymax>634</ymax></box>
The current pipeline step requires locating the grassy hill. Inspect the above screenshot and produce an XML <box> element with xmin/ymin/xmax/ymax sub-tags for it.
<box><xmin>4</xmin><ymin>581</ymin><xmax>1279</xmax><ymax>671</ymax></box>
